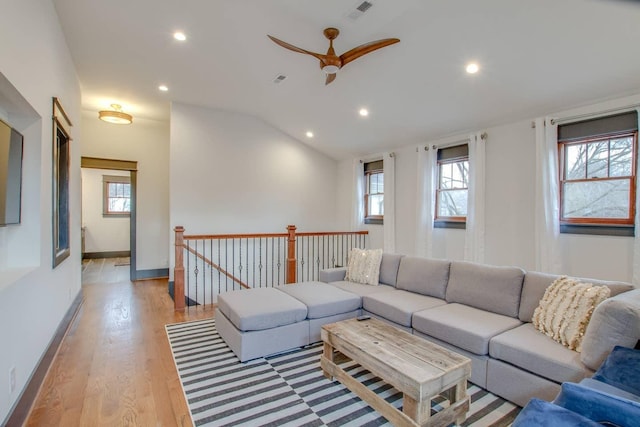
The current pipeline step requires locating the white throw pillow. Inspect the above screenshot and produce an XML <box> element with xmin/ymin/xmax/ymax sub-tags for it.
<box><xmin>532</xmin><ymin>276</ymin><xmax>610</xmax><ymax>352</ymax></box>
<box><xmin>345</xmin><ymin>248</ymin><xmax>383</xmax><ymax>286</ymax></box>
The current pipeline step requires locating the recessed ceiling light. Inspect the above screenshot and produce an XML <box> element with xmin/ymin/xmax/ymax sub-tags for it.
<box><xmin>173</xmin><ymin>32</ymin><xmax>187</xmax><ymax>41</ymax></box>
<box><xmin>466</xmin><ymin>62</ymin><xmax>479</xmax><ymax>74</ymax></box>
<box><xmin>359</xmin><ymin>108</ymin><xmax>369</xmax><ymax>117</ymax></box>
<box><xmin>306</xmin><ymin>131</ymin><xmax>314</xmax><ymax>138</ymax></box>
<box><xmin>158</xmin><ymin>85</ymin><xmax>169</xmax><ymax>92</ymax></box>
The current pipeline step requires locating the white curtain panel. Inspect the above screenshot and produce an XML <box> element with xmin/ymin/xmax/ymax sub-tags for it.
<box><xmin>534</xmin><ymin>117</ymin><xmax>562</xmax><ymax>273</ymax></box>
<box><xmin>415</xmin><ymin>145</ymin><xmax>437</xmax><ymax>257</ymax></box>
<box><xmin>634</xmin><ymin>108</ymin><xmax>640</xmax><ymax>285</ymax></box>
<box><xmin>464</xmin><ymin>133</ymin><xmax>486</xmax><ymax>263</ymax></box>
<box><xmin>383</xmin><ymin>152</ymin><xmax>396</xmax><ymax>253</ymax></box>
<box><xmin>350</xmin><ymin>159</ymin><xmax>364</xmax><ymax>231</ymax></box>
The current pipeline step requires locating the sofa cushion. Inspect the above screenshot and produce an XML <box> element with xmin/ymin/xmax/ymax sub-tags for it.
<box><xmin>412</xmin><ymin>303</ymin><xmax>522</xmax><ymax>355</ymax></box>
<box><xmin>395</xmin><ymin>257</ymin><xmax>450</xmax><ymax>299</ymax></box>
<box><xmin>445</xmin><ymin>261</ymin><xmax>524</xmax><ymax>317</ymax></box>
<box><xmin>489</xmin><ymin>323</ymin><xmax>592</xmax><ymax>384</ymax></box>
<box><xmin>276</xmin><ymin>281</ymin><xmax>360</xmax><ymax>319</ymax></box>
<box><xmin>329</xmin><ymin>281</ymin><xmax>395</xmax><ymax>300</ymax></box>
<box><xmin>519</xmin><ymin>271</ymin><xmax>634</xmax><ymax>322</ymax></box>
<box><xmin>319</xmin><ymin>267</ymin><xmax>347</xmax><ymax>283</ymax></box>
<box><xmin>217</xmin><ymin>288</ymin><xmax>307</xmax><ymax>332</ymax></box>
<box><xmin>379</xmin><ymin>253</ymin><xmax>404</xmax><ymax>286</ymax></box>
<box><xmin>363</xmin><ymin>289</ymin><xmax>446</xmax><ymax>327</ymax></box>
<box><xmin>414</xmin><ymin>330</ymin><xmax>490</xmax><ymax>388</ymax></box>
<box><xmin>581</xmin><ymin>288</ymin><xmax>640</xmax><ymax>370</ymax></box>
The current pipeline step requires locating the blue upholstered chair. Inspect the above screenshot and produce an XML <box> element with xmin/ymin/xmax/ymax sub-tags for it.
<box><xmin>590</xmin><ymin>345</ymin><xmax>640</xmax><ymax>398</ymax></box>
<box><xmin>512</xmin><ymin>398</ymin><xmax>602</xmax><ymax>426</ymax></box>
<box><xmin>554</xmin><ymin>382</ymin><xmax>640</xmax><ymax>427</ymax></box>
<box><xmin>513</xmin><ymin>382</ymin><xmax>640</xmax><ymax>427</ymax></box>
<box><xmin>580</xmin><ymin>378</ymin><xmax>640</xmax><ymax>403</ymax></box>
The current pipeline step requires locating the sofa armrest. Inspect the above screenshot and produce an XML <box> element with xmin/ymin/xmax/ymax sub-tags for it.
<box><xmin>319</xmin><ymin>267</ymin><xmax>347</xmax><ymax>283</ymax></box>
<box><xmin>581</xmin><ymin>288</ymin><xmax>640</xmax><ymax>370</ymax></box>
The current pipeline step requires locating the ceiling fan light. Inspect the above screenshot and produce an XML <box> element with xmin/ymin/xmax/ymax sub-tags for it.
<box><xmin>322</xmin><ymin>64</ymin><xmax>339</xmax><ymax>74</ymax></box>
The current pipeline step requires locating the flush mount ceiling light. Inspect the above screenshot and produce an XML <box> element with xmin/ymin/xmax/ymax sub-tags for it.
<box><xmin>98</xmin><ymin>104</ymin><xmax>133</xmax><ymax>125</ymax></box>
<box><xmin>305</xmin><ymin>131</ymin><xmax>314</xmax><ymax>138</ymax></box>
<box><xmin>466</xmin><ymin>62</ymin><xmax>479</xmax><ymax>74</ymax></box>
<box><xmin>158</xmin><ymin>85</ymin><xmax>169</xmax><ymax>92</ymax></box>
<box><xmin>173</xmin><ymin>31</ymin><xmax>187</xmax><ymax>41</ymax></box>
<box><xmin>359</xmin><ymin>108</ymin><xmax>369</xmax><ymax>117</ymax></box>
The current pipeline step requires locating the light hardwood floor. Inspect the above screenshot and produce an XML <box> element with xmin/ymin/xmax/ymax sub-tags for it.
<box><xmin>25</xmin><ymin>259</ymin><xmax>214</xmax><ymax>426</ymax></box>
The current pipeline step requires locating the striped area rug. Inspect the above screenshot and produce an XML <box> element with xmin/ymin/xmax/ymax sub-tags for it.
<box><xmin>166</xmin><ymin>318</ymin><xmax>520</xmax><ymax>427</ymax></box>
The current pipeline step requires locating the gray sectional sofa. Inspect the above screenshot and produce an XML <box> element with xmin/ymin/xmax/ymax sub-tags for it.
<box><xmin>215</xmin><ymin>254</ymin><xmax>640</xmax><ymax>407</ymax></box>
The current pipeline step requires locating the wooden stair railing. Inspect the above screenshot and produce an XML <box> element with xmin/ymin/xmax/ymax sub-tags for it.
<box><xmin>173</xmin><ymin>225</ymin><xmax>368</xmax><ymax>311</ymax></box>
<box><xmin>174</xmin><ymin>226</ymin><xmax>185</xmax><ymax>311</ymax></box>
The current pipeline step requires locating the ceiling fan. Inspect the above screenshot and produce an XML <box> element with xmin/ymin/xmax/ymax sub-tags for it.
<box><xmin>267</xmin><ymin>28</ymin><xmax>400</xmax><ymax>85</ymax></box>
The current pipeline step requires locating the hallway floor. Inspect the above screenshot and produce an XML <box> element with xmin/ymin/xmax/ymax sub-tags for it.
<box><xmin>81</xmin><ymin>257</ymin><xmax>131</xmax><ymax>284</ymax></box>
<box><xmin>25</xmin><ymin>259</ymin><xmax>214</xmax><ymax>426</ymax></box>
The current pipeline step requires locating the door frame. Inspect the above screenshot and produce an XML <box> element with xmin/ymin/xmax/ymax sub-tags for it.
<box><xmin>81</xmin><ymin>156</ymin><xmax>138</xmax><ymax>281</ymax></box>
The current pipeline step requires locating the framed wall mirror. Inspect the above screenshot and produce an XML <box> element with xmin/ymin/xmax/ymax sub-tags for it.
<box><xmin>52</xmin><ymin>97</ymin><xmax>72</xmax><ymax>268</ymax></box>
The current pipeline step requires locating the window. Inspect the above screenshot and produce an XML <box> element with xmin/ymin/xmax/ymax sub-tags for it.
<box><xmin>558</xmin><ymin>112</ymin><xmax>638</xmax><ymax>235</ymax></box>
<box><xmin>103</xmin><ymin>175</ymin><xmax>131</xmax><ymax>216</ymax></box>
<box><xmin>364</xmin><ymin>160</ymin><xmax>383</xmax><ymax>224</ymax></box>
<box><xmin>435</xmin><ymin>144</ymin><xmax>469</xmax><ymax>226</ymax></box>
<box><xmin>52</xmin><ymin>97</ymin><xmax>72</xmax><ymax>268</ymax></box>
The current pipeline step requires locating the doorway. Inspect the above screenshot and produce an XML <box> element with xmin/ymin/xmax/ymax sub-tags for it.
<box><xmin>81</xmin><ymin>157</ymin><xmax>138</xmax><ymax>281</ymax></box>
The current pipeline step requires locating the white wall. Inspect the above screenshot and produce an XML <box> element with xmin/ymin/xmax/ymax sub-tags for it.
<box><xmin>81</xmin><ymin>168</ymin><xmax>130</xmax><ymax>253</ymax></box>
<box><xmin>81</xmin><ymin>112</ymin><xmax>169</xmax><ymax>270</ymax></box>
<box><xmin>0</xmin><ymin>0</ymin><xmax>82</xmax><ymax>422</ymax></box>
<box><xmin>338</xmin><ymin>93</ymin><xmax>640</xmax><ymax>283</ymax></box>
<box><xmin>169</xmin><ymin>103</ymin><xmax>339</xmax><ymax>252</ymax></box>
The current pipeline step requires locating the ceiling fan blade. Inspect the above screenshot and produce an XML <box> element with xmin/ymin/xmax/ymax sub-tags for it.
<box><xmin>340</xmin><ymin>38</ymin><xmax>400</xmax><ymax>67</ymax></box>
<box><xmin>267</xmin><ymin>35</ymin><xmax>326</xmax><ymax>62</ymax></box>
<box><xmin>325</xmin><ymin>73</ymin><xmax>336</xmax><ymax>85</ymax></box>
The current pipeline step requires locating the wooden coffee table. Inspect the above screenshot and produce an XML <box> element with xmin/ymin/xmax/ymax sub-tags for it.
<box><xmin>321</xmin><ymin>318</ymin><xmax>471</xmax><ymax>427</ymax></box>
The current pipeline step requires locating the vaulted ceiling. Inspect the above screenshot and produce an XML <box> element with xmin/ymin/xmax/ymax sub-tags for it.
<box><xmin>52</xmin><ymin>0</ymin><xmax>640</xmax><ymax>159</ymax></box>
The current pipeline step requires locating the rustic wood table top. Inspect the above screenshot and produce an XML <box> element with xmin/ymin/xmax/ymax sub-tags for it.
<box><xmin>321</xmin><ymin>317</ymin><xmax>471</xmax><ymax>427</ymax></box>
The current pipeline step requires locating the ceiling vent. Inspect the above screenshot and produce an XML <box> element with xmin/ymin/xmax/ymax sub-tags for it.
<box><xmin>272</xmin><ymin>74</ymin><xmax>288</xmax><ymax>84</ymax></box>
<box><xmin>347</xmin><ymin>1</ymin><xmax>374</xmax><ymax>21</ymax></box>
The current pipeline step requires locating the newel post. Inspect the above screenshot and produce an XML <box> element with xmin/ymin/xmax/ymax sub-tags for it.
<box><xmin>286</xmin><ymin>225</ymin><xmax>297</xmax><ymax>284</ymax></box>
<box><xmin>174</xmin><ymin>226</ymin><xmax>185</xmax><ymax>311</ymax></box>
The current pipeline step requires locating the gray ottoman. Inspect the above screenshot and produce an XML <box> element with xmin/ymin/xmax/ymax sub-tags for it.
<box><xmin>216</xmin><ymin>288</ymin><xmax>309</xmax><ymax>362</ymax></box>
<box><xmin>276</xmin><ymin>281</ymin><xmax>361</xmax><ymax>342</ymax></box>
